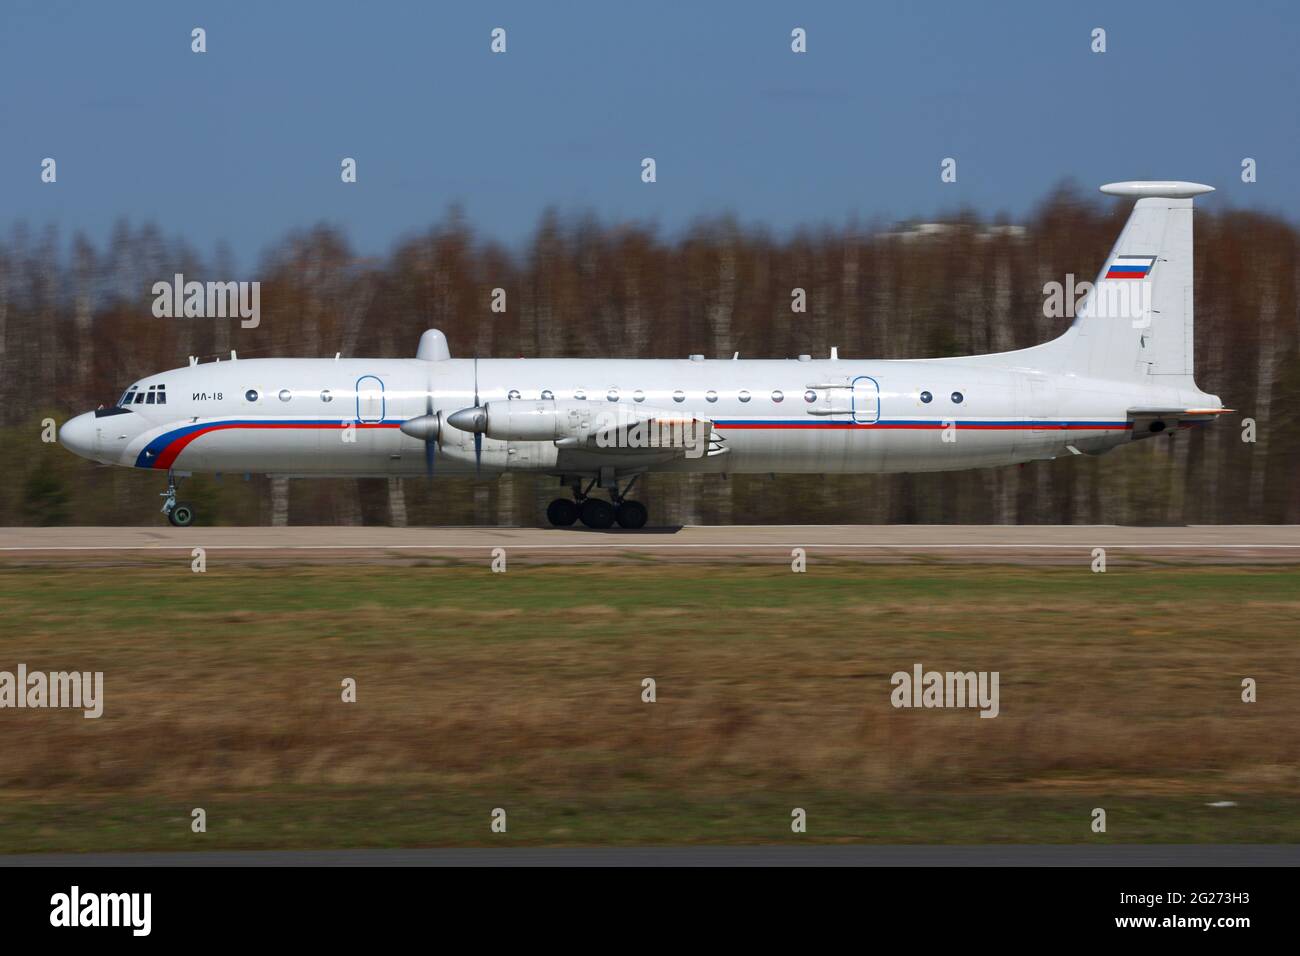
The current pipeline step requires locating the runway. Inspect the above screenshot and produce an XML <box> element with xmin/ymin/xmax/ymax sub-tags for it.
<box><xmin>1</xmin><ymin>525</ymin><xmax>1297</xmax><ymax>565</ymax></box>
<box><xmin>1</xmin><ymin>844</ymin><xmax>1295</xmax><ymax>867</ymax></box>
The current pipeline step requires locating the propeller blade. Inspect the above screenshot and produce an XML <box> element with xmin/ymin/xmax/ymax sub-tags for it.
<box><xmin>473</xmin><ymin>356</ymin><xmax>481</xmax><ymax>475</ymax></box>
<box><xmin>424</xmin><ymin>382</ymin><xmax>436</xmax><ymax>480</ymax></box>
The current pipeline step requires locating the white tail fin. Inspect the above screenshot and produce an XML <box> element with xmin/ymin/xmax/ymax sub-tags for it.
<box><xmin>1065</xmin><ymin>181</ymin><xmax>1213</xmax><ymax>385</ymax></box>
<box><xmin>964</xmin><ymin>181</ymin><xmax>1214</xmax><ymax>389</ymax></box>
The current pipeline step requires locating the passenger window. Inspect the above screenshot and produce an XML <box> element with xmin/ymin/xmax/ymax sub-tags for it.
<box><xmin>607</xmin><ymin>389</ymin><xmax>619</xmax><ymax>402</ymax></box>
<box><xmin>508</xmin><ymin>389</ymin><xmax>521</xmax><ymax>400</ymax></box>
<box><xmin>738</xmin><ymin>390</ymin><xmax>751</xmax><ymax>403</ymax></box>
<box><xmin>320</xmin><ymin>389</ymin><xmax>333</xmax><ymax>403</ymax></box>
<box><xmin>705</xmin><ymin>390</ymin><xmax>718</xmax><ymax>402</ymax></box>
<box><xmin>633</xmin><ymin>390</ymin><xmax>645</xmax><ymax>402</ymax></box>
<box><xmin>541</xmin><ymin>389</ymin><xmax>554</xmax><ymax>400</ymax></box>
<box><xmin>920</xmin><ymin>390</ymin><xmax>933</xmax><ymax>404</ymax></box>
<box><xmin>771</xmin><ymin>390</ymin><xmax>784</xmax><ymax>403</ymax></box>
<box><xmin>672</xmin><ymin>390</ymin><xmax>685</xmax><ymax>403</ymax></box>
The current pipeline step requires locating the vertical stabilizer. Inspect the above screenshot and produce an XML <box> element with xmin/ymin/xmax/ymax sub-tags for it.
<box><xmin>1065</xmin><ymin>181</ymin><xmax>1213</xmax><ymax>385</ymax></box>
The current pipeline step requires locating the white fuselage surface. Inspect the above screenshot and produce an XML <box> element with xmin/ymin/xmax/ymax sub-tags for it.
<box><xmin>67</xmin><ymin>354</ymin><xmax>1207</xmax><ymax>478</ymax></box>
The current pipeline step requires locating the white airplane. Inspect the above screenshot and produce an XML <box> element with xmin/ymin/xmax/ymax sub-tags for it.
<box><xmin>60</xmin><ymin>180</ymin><xmax>1229</xmax><ymax>529</ymax></box>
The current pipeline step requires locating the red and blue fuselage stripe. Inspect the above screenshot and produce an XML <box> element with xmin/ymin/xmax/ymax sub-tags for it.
<box><xmin>135</xmin><ymin>419</ymin><xmax>402</xmax><ymax>469</ymax></box>
<box><xmin>135</xmin><ymin>418</ymin><xmax>1131</xmax><ymax>469</ymax></box>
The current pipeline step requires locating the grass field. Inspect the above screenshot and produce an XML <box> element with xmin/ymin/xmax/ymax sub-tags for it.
<box><xmin>1</xmin><ymin>559</ymin><xmax>1297</xmax><ymax>851</ymax></box>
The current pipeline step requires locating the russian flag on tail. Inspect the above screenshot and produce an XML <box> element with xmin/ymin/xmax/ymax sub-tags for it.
<box><xmin>1105</xmin><ymin>254</ymin><xmax>1157</xmax><ymax>279</ymax></box>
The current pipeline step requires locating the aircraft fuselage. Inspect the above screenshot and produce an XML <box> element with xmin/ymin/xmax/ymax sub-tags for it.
<box><xmin>63</xmin><ymin>354</ymin><xmax>1202</xmax><ymax>479</ymax></box>
<box><xmin>57</xmin><ymin>182</ymin><xmax>1228</xmax><ymax>528</ymax></box>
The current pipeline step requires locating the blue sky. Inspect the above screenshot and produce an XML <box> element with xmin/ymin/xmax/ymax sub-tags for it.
<box><xmin>3</xmin><ymin>0</ymin><xmax>1297</xmax><ymax>267</ymax></box>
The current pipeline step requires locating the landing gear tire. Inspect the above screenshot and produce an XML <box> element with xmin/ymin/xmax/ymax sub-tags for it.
<box><xmin>579</xmin><ymin>498</ymin><xmax>616</xmax><ymax>529</ymax></box>
<box><xmin>546</xmin><ymin>498</ymin><xmax>579</xmax><ymax>527</ymax></box>
<box><xmin>614</xmin><ymin>500</ymin><xmax>648</xmax><ymax>529</ymax></box>
<box><xmin>168</xmin><ymin>503</ymin><xmax>195</xmax><ymax>527</ymax></box>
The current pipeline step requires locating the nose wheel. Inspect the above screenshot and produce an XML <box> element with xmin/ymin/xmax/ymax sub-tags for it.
<box><xmin>546</xmin><ymin>477</ymin><xmax>647</xmax><ymax>529</ymax></box>
<box><xmin>168</xmin><ymin>503</ymin><xmax>195</xmax><ymax>527</ymax></box>
<box><xmin>161</xmin><ymin>471</ymin><xmax>196</xmax><ymax>527</ymax></box>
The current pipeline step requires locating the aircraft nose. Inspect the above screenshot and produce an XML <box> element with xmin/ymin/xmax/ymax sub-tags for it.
<box><xmin>59</xmin><ymin>412</ymin><xmax>99</xmax><ymax>461</ymax></box>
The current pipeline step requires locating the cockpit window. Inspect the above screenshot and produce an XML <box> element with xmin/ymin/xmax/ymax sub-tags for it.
<box><xmin>120</xmin><ymin>384</ymin><xmax>166</xmax><ymax>406</ymax></box>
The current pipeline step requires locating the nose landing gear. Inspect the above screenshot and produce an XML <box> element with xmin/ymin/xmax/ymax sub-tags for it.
<box><xmin>545</xmin><ymin>476</ymin><xmax>647</xmax><ymax>530</ymax></box>
<box><xmin>161</xmin><ymin>470</ymin><xmax>196</xmax><ymax>527</ymax></box>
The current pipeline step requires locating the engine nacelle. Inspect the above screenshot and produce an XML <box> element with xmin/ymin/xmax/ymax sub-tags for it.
<box><xmin>477</xmin><ymin>399</ymin><xmax>703</xmax><ymax>445</ymax></box>
<box><xmin>475</xmin><ymin>400</ymin><xmax>610</xmax><ymax>441</ymax></box>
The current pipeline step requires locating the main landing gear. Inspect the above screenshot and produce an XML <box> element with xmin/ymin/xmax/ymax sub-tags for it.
<box><xmin>161</xmin><ymin>470</ymin><xmax>195</xmax><ymax>527</ymax></box>
<box><xmin>546</xmin><ymin>476</ymin><xmax>648</xmax><ymax>530</ymax></box>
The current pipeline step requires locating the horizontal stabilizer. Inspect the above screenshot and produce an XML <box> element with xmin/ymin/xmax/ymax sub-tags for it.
<box><xmin>1127</xmin><ymin>406</ymin><xmax>1235</xmax><ymax>439</ymax></box>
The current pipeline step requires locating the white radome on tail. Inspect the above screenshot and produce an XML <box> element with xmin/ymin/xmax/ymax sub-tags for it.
<box><xmin>60</xmin><ymin>181</ymin><xmax>1228</xmax><ymax>528</ymax></box>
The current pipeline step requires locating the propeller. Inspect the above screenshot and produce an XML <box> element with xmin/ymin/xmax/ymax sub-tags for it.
<box><xmin>472</xmin><ymin>357</ymin><xmax>482</xmax><ymax>476</ymax></box>
<box><xmin>398</xmin><ymin>380</ymin><xmax>441</xmax><ymax>479</ymax></box>
<box><xmin>423</xmin><ymin>389</ymin><xmax>437</xmax><ymax>480</ymax></box>
<box><xmin>444</xmin><ymin>357</ymin><xmax>487</xmax><ymax>476</ymax></box>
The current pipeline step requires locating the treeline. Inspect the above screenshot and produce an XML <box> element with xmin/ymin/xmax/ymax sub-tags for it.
<box><xmin>1</xmin><ymin>184</ymin><xmax>1297</xmax><ymax>526</ymax></box>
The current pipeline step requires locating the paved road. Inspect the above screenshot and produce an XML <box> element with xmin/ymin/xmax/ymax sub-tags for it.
<box><xmin>1</xmin><ymin>525</ymin><xmax>1296</xmax><ymax>565</ymax></box>
<box><xmin>1</xmin><ymin>844</ymin><xmax>1295</xmax><ymax>867</ymax></box>
<box><xmin>2</xmin><ymin>525</ymin><xmax>1298</xmax><ymax>551</ymax></box>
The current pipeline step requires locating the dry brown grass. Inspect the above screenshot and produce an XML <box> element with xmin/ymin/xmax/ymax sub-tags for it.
<box><xmin>0</xmin><ymin>562</ymin><xmax>1296</xmax><ymax>807</ymax></box>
